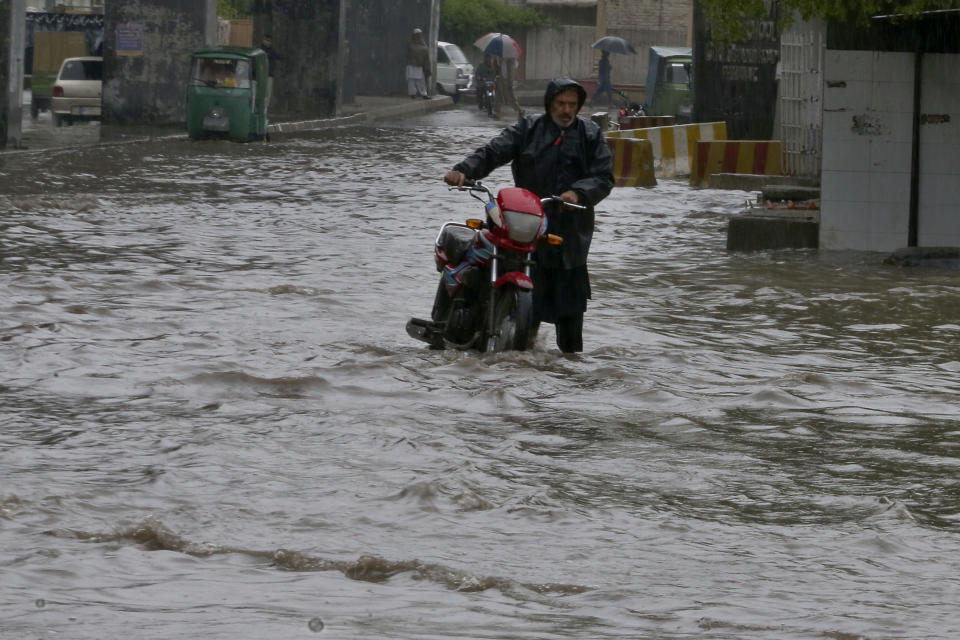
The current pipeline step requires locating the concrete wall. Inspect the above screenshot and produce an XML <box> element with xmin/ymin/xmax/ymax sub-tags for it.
<box><xmin>526</xmin><ymin>25</ymin><xmax>594</xmax><ymax>81</ymax></box>
<box><xmin>253</xmin><ymin>0</ymin><xmax>340</xmax><ymax>118</ymax></box>
<box><xmin>820</xmin><ymin>51</ymin><xmax>914</xmax><ymax>251</ymax></box>
<box><xmin>525</xmin><ymin>24</ymin><xmax>687</xmax><ymax>85</ymax></box>
<box><xmin>917</xmin><ymin>53</ymin><xmax>960</xmax><ymax>247</ymax></box>
<box><xmin>102</xmin><ymin>0</ymin><xmax>216</xmax><ymax>125</ymax></box>
<box><xmin>343</xmin><ymin>0</ymin><xmax>435</xmax><ymax>98</ymax></box>
<box><xmin>1</xmin><ymin>0</ymin><xmax>26</xmax><ymax>148</ymax></box>
<box><xmin>520</xmin><ymin>0</ymin><xmax>690</xmax><ymax>85</ymax></box>
<box><xmin>820</xmin><ymin>50</ymin><xmax>960</xmax><ymax>251</ymax></box>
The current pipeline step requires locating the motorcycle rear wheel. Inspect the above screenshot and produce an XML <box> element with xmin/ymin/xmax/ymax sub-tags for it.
<box><xmin>485</xmin><ymin>286</ymin><xmax>533</xmax><ymax>352</ymax></box>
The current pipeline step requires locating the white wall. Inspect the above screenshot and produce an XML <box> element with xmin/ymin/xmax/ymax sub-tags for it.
<box><xmin>918</xmin><ymin>54</ymin><xmax>960</xmax><ymax>247</ymax></box>
<box><xmin>525</xmin><ymin>25</ymin><xmax>595</xmax><ymax>81</ymax></box>
<box><xmin>524</xmin><ymin>25</ymin><xmax>687</xmax><ymax>84</ymax></box>
<box><xmin>820</xmin><ymin>50</ymin><xmax>914</xmax><ymax>251</ymax></box>
<box><xmin>821</xmin><ymin>50</ymin><xmax>960</xmax><ymax>252</ymax></box>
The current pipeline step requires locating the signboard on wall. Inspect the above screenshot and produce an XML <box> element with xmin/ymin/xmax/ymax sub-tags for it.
<box><xmin>116</xmin><ymin>22</ymin><xmax>144</xmax><ymax>56</ymax></box>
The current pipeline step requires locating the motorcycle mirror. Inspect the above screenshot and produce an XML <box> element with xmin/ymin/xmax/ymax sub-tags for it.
<box><xmin>466</xmin><ymin>218</ymin><xmax>484</xmax><ymax>229</ymax></box>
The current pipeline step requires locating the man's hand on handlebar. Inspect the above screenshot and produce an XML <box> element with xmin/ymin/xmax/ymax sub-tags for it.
<box><xmin>444</xmin><ymin>171</ymin><xmax>466</xmax><ymax>188</ymax></box>
<box><xmin>559</xmin><ymin>190</ymin><xmax>580</xmax><ymax>205</ymax></box>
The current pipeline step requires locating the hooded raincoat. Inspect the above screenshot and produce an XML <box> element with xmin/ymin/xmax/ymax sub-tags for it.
<box><xmin>451</xmin><ymin>77</ymin><xmax>614</xmax><ymax>321</ymax></box>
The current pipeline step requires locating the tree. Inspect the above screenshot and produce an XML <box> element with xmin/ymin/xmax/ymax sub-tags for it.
<box><xmin>440</xmin><ymin>0</ymin><xmax>544</xmax><ymax>48</ymax></box>
<box><xmin>699</xmin><ymin>0</ymin><xmax>960</xmax><ymax>41</ymax></box>
<box><xmin>218</xmin><ymin>0</ymin><xmax>254</xmax><ymax>19</ymax></box>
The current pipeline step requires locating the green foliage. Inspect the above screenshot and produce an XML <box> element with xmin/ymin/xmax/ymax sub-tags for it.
<box><xmin>699</xmin><ymin>0</ymin><xmax>960</xmax><ymax>42</ymax></box>
<box><xmin>218</xmin><ymin>0</ymin><xmax>254</xmax><ymax>19</ymax></box>
<box><xmin>440</xmin><ymin>0</ymin><xmax>544</xmax><ymax>48</ymax></box>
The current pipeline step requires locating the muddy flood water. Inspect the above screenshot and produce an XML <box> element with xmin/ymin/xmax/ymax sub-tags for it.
<box><xmin>2</xmin><ymin>107</ymin><xmax>959</xmax><ymax>639</ymax></box>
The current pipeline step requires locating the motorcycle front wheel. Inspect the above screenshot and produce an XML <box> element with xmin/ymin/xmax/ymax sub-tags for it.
<box><xmin>485</xmin><ymin>285</ymin><xmax>533</xmax><ymax>352</ymax></box>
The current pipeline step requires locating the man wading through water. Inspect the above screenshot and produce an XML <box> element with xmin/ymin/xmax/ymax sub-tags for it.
<box><xmin>444</xmin><ymin>77</ymin><xmax>614</xmax><ymax>353</ymax></box>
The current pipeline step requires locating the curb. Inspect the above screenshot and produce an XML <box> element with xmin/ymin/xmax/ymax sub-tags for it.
<box><xmin>1</xmin><ymin>95</ymin><xmax>455</xmax><ymax>156</ymax></box>
<box><xmin>269</xmin><ymin>95</ymin><xmax>454</xmax><ymax>137</ymax></box>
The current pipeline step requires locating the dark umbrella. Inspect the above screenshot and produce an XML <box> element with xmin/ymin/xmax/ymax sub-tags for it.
<box><xmin>591</xmin><ymin>36</ymin><xmax>637</xmax><ymax>55</ymax></box>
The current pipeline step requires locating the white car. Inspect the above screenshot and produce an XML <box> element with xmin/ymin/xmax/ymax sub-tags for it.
<box><xmin>51</xmin><ymin>56</ymin><xmax>103</xmax><ymax>127</ymax></box>
<box><xmin>436</xmin><ymin>41</ymin><xmax>473</xmax><ymax>102</ymax></box>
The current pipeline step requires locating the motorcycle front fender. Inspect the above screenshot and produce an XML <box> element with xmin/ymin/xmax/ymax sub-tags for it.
<box><xmin>494</xmin><ymin>272</ymin><xmax>533</xmax><ymax>290</ymax></box>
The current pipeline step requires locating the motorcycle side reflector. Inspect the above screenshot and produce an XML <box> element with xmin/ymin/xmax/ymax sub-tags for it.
<box><xmin>546</xmin><ymin>234</ymin><xmax>563</xmax><ymax>245</ymax></box>
<box><xmin>466</xmin><ymin>218</ymin><xmax>484</xmax><ymax>229</ymax></box>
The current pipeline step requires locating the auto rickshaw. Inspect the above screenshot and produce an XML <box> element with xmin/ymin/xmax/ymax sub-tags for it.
<box><xmin>644</xmin><ymin>46</ymin><xmax>693</xmax><ymax>123</ymax></box>
<box><xmin>186</xmin><ymin>46</ymin><xmax>269</xmax><ymax>142</ymax></box>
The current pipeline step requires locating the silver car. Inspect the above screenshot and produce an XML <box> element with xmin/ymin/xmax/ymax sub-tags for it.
<box><xmin>51</xmin><ymin>56</ymin><xmax>103</xmax><ymax>127</ymax></box>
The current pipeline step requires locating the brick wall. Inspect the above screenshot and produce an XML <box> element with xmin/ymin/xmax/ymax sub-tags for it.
<box><xmin>605</xmin><ymin>0</ymin><xmax>691</xmax><ymax>33</ymax></box>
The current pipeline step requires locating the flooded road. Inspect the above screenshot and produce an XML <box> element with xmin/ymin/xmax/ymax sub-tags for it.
<box><xmin>2</xmin><ymin>107</ymin><xmax>959</xmax><ymax>640</ymax></box>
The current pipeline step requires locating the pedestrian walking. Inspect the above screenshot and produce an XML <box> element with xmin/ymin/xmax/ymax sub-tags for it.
<box><xmin>591</xmin><ymin>51</ymin><xmax>614</xmax><ymax>106</ymax></box>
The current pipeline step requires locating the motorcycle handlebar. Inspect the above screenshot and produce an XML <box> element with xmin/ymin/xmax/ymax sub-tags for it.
<box><xmin>541</xmin><ymin>195</ymin><xmax>587</xmax><ymax>211</ymax></box>
<box><xmin>444</xmin><ymin>178</ymin><xmax>585</xmax><ymax>211</ymax></box>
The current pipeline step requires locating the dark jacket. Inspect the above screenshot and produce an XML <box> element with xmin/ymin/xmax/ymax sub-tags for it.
<box><xmin>406</xmin><ymin>34</ymin><xmax>430</xmax><ymax>71</ymax></box>
<box><xmin>597</xmin><ymin>54</ymin><xmax>612</xmax><ymax>88</ymax></box>
<box><xmin>452</xmin><ymin>77</ymin><xmax>614</xmax><ymax>270</ymax></box>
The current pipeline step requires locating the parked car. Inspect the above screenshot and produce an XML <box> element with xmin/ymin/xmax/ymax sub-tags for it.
<box><xmin>435</xmin><ymin>41</ymin><xmax>473</xmax><ymax>102</ymax></box>
<box><xmin>51</xmin><ymin>56</ymin><xmax>103</xmax><ymax>127</ymax></box>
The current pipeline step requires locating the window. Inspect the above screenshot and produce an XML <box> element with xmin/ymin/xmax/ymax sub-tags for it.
<box><xmin>61</xmin><ymin>59</ymin><xmax>102</xmax><ymax>81</ymax></box>
<box><xmin>192</xmin><ymin>58</ymin><xmax>250</xmax><ymax>88</ymax></box>
<box><xmin>667</xmin><ymin>62</ymin><xmax>690</xmax><ymax>84</ymax></box>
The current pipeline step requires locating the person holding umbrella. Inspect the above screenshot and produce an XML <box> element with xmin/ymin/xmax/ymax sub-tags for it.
<box><xmin>589</xmin><ymin>36</ymin><xmax>636</xmax><ymax>106</ymax></box>
<box><xmin>473</xmin><ymin>33</ymin><xmax>524</xmax><ymax>116</ymax></box>
<box><xmin>591</xmin><ymin>50</ymin><xmax>614</xmax><ymax>106</ymax></box>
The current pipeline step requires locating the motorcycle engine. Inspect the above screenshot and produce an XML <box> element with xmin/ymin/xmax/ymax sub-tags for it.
<box><xmin>445</xmin><ymin>300</ymin><xmax>480</xmax><ymax>344</ymax></box>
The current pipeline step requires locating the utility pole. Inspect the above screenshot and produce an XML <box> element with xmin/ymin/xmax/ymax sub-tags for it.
<box><xmin>2</xmin><ymin>0</ymin><xmax>26</xmax><ymax>148</ymax></box>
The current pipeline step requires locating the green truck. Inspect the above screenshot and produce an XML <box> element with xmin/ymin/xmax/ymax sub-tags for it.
<box><xmin>644</xmin><ymin>46</ymin><xmax>693</xmax><ymax>123</ymax></box>
<box><xmin>186</xmin><ymin>47</ymin><xmax>270</xmax><ymax>142</ymax></box>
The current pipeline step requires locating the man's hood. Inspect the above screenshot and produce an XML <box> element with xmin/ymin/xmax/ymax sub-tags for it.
<box><xmin>543</xmin><ymin>76</ymin><xmax>587</xmax><ymax>114</ymax></box>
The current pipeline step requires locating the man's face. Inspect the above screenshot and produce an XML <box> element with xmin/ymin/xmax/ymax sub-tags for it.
<box><xmin>550</xmin><ymin>88</ymin><xmax>581</xmax><ymax>128</ymax></box>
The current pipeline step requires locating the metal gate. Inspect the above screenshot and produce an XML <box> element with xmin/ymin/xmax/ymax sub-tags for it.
<box><xmin>778</xmin><ymin>19</ymin><xmax>825</xmax><ymax>178</ymax></box>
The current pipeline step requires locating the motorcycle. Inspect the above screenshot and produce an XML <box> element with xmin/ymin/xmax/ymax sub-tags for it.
<box><xmin>406</xmin><ymin>180</ymin><xmax>585</xmax><ymax>353</ymax></box>
<box><xmin>476</xmin><ymin>77</ymin><xmax>497</xmax><ymax>117</ymax></box>
<box><xmin>614</xmin><ymin>89</ymin><xmax>646</xmax><ymax>126</ymax></box>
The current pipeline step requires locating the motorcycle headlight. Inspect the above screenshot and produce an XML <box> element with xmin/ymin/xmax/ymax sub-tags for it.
<box><xmin>502</xmin><ymin>209</ymin><xmax>543</xmax><ymax>244</ymax></box>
